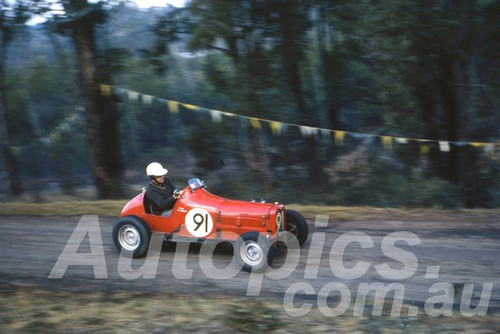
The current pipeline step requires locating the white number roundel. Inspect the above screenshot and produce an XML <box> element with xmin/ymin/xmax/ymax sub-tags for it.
<box><xmin>185</xmin><ymin>208</ymin><xmax>214</xmax><ymax>238</ymax></box>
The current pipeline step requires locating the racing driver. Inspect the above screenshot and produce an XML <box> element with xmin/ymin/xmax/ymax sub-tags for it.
<box><xmin>145</xmin><ymin>162</ymin><xmax>179</xmax><ymax>216</ymax></box>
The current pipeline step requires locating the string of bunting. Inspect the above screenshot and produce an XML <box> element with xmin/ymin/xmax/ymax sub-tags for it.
<box><xmin>8</xmin><ymin>111</ymin><xmax>82</xmax><ymax>155</ymax></box>
<box><xmin>40</xmin><ymin>112</ymin><xmax>82</xmax><ymax>146</ymax></box>
<box><xmin>101</xmin><ymin>84</ymin><xmax>497</xmax><ymax>155</ymax></box>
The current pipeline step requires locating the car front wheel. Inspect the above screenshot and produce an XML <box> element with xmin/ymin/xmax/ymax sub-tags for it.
<box><xmin>112</xmin><ymin>216</ymin><xmax>151</xmax><ymax>258</ymax></box>
<box><xmin>235</xmin><ymin>232</ymin><xmax>275</xmax><ymax>273</ymax></box>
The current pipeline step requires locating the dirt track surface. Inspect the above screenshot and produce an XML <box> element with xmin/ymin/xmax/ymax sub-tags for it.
<box><xmin>1</xmin><ymin>215</ymin><xmax>499</xmax><ymax>314</ymax></box>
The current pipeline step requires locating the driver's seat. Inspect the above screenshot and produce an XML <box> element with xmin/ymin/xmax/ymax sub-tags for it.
<box><xmin>143</xmin><ymin>194</ymin><xmax>154</xmax><ymax>214</ymax></box>
<box><xmin>143</xmin><ymin>194</ymin><xmax>173</xmax><ymax>217</ymax></box>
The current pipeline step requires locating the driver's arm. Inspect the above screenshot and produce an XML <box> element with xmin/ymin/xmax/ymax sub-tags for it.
<box><xmin>146</xmin><ymin>187</ymin><xmax>176</xmax><ymax>212</ymax></box>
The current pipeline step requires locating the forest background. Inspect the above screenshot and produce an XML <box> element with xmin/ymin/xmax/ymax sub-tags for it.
<box><xmin>1</xmin><ymin>0</ymin><xmax>499</xmax><ymax>208</ymax></box>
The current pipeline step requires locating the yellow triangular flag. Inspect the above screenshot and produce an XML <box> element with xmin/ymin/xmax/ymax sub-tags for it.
<box><xmin>182</xmin><ymin>103</ymin><xmax>199</xmax><ymax>111</ymax></box>
<box><xmin>270</xmin><ymin>121</ymin><xmax>282</xmax><ymax>135</ymax></box>
<box><xmin>381</xmin><ymin>136</ymin><xmax>393</xmax><ymax>150</ymax></box>
<box><xmin>420</xmin><ymin>144</ymin><xmax>431</xmax><ymax>155</ymax></box>
<box><xmin>100</xmin><ymin>84</ymin><xmax>111</xmax><ymax>96</ymax></box>
<box><xmin>250</xmin><ymin>118</ymin><xmax>262</xmax><ymax>130</ymax></box>
<box><xmin>167</xmin><ymin>100</ymin><xmax>179</xmax><ymax>114</ymax></box>
<box><xmin>334</xmin><ymin>131</ymin><xmax>346</xmax><ymax>145</ymax></box>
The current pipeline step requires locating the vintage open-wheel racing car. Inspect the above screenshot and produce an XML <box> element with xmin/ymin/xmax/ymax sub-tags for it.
<box><xmin>112</xmin><ymin>178</ymin><xmax>308</xmax><ymax>272</ymax></box>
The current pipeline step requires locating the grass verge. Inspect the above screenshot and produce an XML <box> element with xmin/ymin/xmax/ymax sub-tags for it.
<box><xmin>0</xmin><ymin>200</ymin><xmax>499</xmax><ymax>222</ymax></box>
<box><xmin>0</xmin><ymin>285</ymin><xmax>499</xmax><ymax>333</ymax></box>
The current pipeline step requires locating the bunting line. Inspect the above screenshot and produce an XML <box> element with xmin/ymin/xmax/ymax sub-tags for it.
<box><xmin>40</xmin><ymin>112</ymin><xmax>83</xmax><ymax>146</ymax></box>
<box><xmin>103</xmin><ymin>85</ymin><xmax>497</xmax><ymax>154</ymax></box>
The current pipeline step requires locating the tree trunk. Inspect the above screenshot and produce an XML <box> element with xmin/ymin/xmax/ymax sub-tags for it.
<box><xmin>245</xmin><ymin>126</ymin><xmax>271</xmax><ymax>194</ymax></box>
<box><xmin>0</xmin><ymin>33</ymin><xmax>22</xmax><ymax>196</ymax></box>
<box><xmin>71</xmin><ymin>18</ymin><xmax>123</xmax><ymax>198</ymax></box>
<box><xmin>439</xmin><ymin>61</ymin><xmax>465</xmax><ymax>181</ymax></box>
<box><xmin>224</xmin><ymin>33</ymin><xmax>273</xmax><ymax>194</ymax></box>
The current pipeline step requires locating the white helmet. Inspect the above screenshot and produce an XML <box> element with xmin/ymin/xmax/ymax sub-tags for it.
<box><xmin>146</xmin><ymin>162</ymin><xmax>168</xmax><ymax>177</ymax></box>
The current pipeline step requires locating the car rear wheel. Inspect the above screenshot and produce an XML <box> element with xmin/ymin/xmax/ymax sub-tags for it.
<box><xmin>112</xmin><ymin>216</ymin><xmax>151</xmax><ymax>258</ymax></box>
<box><xmin>235</xmin><ymin>232</ymin><xmax>275</xmax><ymax>273</ymax></box>
<box><xmin>285</xmin><ymin>210</ymin><xmax>309</xmax><ymax>246</ymax></box>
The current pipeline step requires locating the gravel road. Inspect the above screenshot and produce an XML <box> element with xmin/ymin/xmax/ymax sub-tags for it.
<box><xmin>1</xmin><ymin>215</ymin><xmax>499</xmax><ymax>317</ymax></box>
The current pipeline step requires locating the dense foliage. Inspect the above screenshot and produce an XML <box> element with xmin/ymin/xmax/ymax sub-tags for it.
<box><xmin>1</xmin><ymin>0</ymin><xmax>499</xmax><ymax>207</ymax></box>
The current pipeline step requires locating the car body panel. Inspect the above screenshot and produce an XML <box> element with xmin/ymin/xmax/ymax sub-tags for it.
<box><xmin>119</xmin><ymin>185</ymin><xmax>285</xmax><ymax>242</ymax></box>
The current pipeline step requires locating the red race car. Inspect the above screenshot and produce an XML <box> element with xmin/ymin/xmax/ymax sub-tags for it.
<box><xmin>112</xmin><ymin>178</ymin><xmax>308</xmax><ymax>272</ymax></box>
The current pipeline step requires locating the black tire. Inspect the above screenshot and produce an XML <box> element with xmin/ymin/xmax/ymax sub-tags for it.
<box><xmin>234</xmin><ymin>232</ymin><xmax>275</xmax><ymax>273</ymax></box>
<box><xmin>112</xmin><ymin>216</ymin><xmax>151</xmax><ymax>258</ymax></box>
<box><xmin>285</xmin><ymin>210</ymin><xmax>309</xmax><ymax>246</ymax></box>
